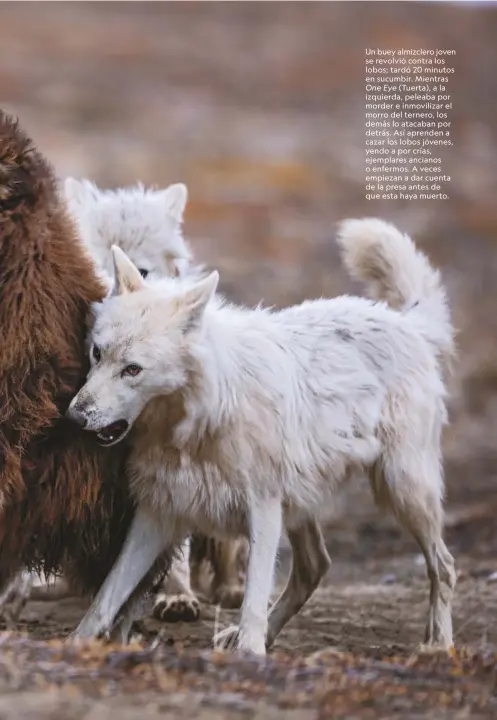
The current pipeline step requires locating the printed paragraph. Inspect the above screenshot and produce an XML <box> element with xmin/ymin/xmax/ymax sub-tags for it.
<box><xmin>364</xmin><ymin>48</ymin><xmax>455</xmax><ymax>201</ymax></box>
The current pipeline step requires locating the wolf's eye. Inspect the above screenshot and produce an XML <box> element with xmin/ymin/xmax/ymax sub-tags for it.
<box><xmin>92</xmin><ymin>345</ymin><xmax>101</xmax><ymax>363</ymax></box>
<box><xmin>138</xmin><ymin>268</ymin><xmax>149</xmax><ymax>279</ymax></box>
<box><xmin>122</xmin><ymin>363</ymin><xmax>142</xmax><ymax>378</ymax></box>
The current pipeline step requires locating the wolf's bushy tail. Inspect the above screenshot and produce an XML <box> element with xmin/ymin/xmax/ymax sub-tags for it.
<box><xmin>336</xmin><ymin>218</ymin><xmax>454</xmax><ymax>371</ymax></box>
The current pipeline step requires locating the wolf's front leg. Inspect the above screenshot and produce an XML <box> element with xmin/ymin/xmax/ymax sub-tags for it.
<box><xmin>214</xmin><ymin>496</ymin><xmax>282</xmax><ymax>656</ymax></box>
<box><xmin>71</xmin><ymin>506</ymin><xmax>168</xmax><ymax>640</ymax></box>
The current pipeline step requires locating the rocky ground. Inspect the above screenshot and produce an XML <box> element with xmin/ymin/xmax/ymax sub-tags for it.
<box><xmin>2</xmin><ymin>518</ymin><xmax>497</xmax><ymax>719</ymax></box>
<box><xmin>1</xmin><ymin>2</ymin><xmax>497</xmax><ymax>717</ymax></box>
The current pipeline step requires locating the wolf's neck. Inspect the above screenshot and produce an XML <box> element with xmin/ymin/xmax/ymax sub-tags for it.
<box><xmin>137</xmin><ymin>304</ymin><xmax>272</xmax><ymax>450</ymax></box>
<box><xmin>181</xmin><ymin>306</ymin><xmax>249</xmax><ymax>439</ymax></box>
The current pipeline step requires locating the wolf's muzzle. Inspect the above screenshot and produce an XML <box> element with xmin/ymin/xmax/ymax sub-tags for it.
<box><xmin>66</xmin><ymin>404</ymin><xmax>88</xmax><ymax>429</ymax></box>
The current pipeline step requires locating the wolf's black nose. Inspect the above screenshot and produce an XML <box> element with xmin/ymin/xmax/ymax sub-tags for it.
<box><xmin>66</xmin><ymin>404</ymin><xmax>88</xmax><ymax>429</ymax></box>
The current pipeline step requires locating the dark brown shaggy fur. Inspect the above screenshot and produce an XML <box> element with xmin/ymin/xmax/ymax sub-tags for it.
<box><xmin>0</xmin><ymin>112</ymin><xmax>168</xmax><ymax>605</ymax></box>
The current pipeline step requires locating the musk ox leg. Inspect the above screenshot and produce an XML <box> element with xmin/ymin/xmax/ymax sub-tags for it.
<box><xmin>71</xmin><ymin>506</ymin><xmax>167</xmax><ymax>640</ymax></box>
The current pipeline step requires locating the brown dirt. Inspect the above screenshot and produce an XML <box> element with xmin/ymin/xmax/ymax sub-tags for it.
<box><xmin>1</xmin><ymin>513</ymin><xmax>497</xmax><ymax>719</ymax></box>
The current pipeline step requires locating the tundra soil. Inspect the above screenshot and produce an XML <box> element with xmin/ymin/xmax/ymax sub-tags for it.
<box><xmin>2</xmin><ymin>509</ymin><xmax>497</xmax><ymax>719</ymax></box>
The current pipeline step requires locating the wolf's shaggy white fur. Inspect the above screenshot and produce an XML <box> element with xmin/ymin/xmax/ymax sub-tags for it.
<box><xmin>69</xmin><ymin>218</ymin><xmax>456</xmax><ymax>655</ymax></box>
<box><xmin>64</xmin><ymin>179</ymin><xmax>192</xmax><ymax>287</ymax></box>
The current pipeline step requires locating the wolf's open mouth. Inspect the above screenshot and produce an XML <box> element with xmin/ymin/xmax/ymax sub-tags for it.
<box><xmin>95</xmin><ymin>420</ymin><xmax>129</xmax><ymax>446</ymax></box>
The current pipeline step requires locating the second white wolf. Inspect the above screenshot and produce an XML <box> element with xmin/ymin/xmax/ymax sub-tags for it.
<box><xmin>67</xmin><ymin>218</ymin><xmax>456</xmax><ymax>655</ymax></box>
<box><xmin>65</xmin><ymin>178</ymin><xmax>194</xmax><ymax>285</ymax></box>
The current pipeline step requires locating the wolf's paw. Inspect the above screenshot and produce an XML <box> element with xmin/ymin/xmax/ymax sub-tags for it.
<box><xmin>67</xmin><ymin>612</ymin><xmax>110</xmax><ymax>643</ymax></box>
<box><xmin>421</xmin><ymin>616</ymin><xmax>453</xmax><ymax>655</ymax></box>
<box><xmin>213</xmin><ymin>624</ymin><xmax>266</xmax><ymax>656</ymax></box>
<box><xmin>65</xmin><ymin>631</ymin><xmax>100</xmax><ymax>646</ymax></box>
<box><xmin>213</xmin><ymin>624</ymin><xmax>240</xmax><ymax>651</ymax></box>
<box><xmin>153</xmin><ymin>592</ymin><xmax>200</xmax><ymax>623</ymax></box>
<box><xmin>213</xmin><ymin>583</ymin><xmax>244</xmax><ymax>609</ymax></box>
<box><xmin>417</xmin><ymin>640</ymin><xmax>454</xmax><ymax>656</ymax></box>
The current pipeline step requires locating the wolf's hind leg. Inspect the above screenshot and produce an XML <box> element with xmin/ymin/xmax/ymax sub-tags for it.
<box><xmin>370</xmin><ymin>453</ymin><xmax>456</xmax><ymax>651</ymax></box>
<box><xmin>266</xmin><ymin>518</ymin><xmax>330</xmax><ymax>649</ymax></box>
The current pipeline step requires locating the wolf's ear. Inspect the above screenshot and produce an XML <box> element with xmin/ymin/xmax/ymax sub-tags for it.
<box><xmin>111</xmin><ymin>245</ymin><xmax>145</xmax><ymax>295</ymax></box>
<box><xmin>162</xmin><ymin>183</ymin><xmax>188</xmax><ymax>222</ymax></box>
<box><xmin>64</xmin><ymin>178</ymin><xmax>98</xmax><ymax>208</ymax></box>
<box><xmin>180</xmin><ymin>271</ymin><xmax>219</xmax><ymax>332</ymax></box>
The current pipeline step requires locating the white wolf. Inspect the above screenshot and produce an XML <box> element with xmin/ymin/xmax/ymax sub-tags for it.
<box><xmin>64</xmin><ymin>178</ymin><xmax>193</xmax><ymax>287</ymax></box>
<box><xmin>65</xmin><ymin>179</ymin><xmax>249</xmax><ymax>621</ymax></box>
<box><xmin>67</xmin><ymin>218</ymin><xmax>456</xmax><ymax>655</ymax></box>
<box><xmin>0</xmin><ymin>179</ymin><xmax>221</xmax><ymax>628</ymax></box>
